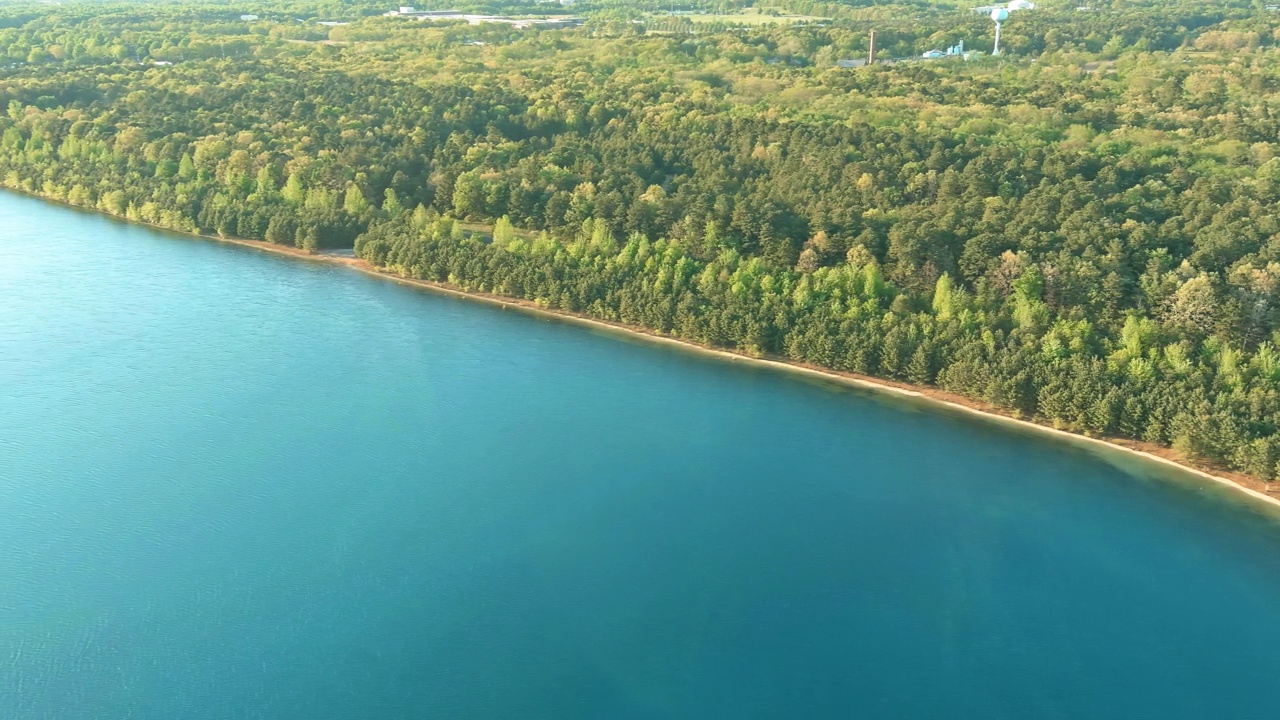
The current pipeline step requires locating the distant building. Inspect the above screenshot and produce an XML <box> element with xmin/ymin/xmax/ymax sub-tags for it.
<box><xmin>503</xmin><ymin>16</ymin><xmax>584</xmax><ymax>29</ymax></box>
<box><xmin>240</xmin><ymin>14</ymin><xmax>258</xmax><ymax>21</ymax></box>
<box><xmin>837</xmin><ymin>58</ymin><xmax>867</xmax><ymax>68</ymax></box>
<box><xmin>387</xmin><ymin>8</ymin><xmax>464</xmax><ymax>18</ymax></box>
<box><xmin>919</xmin><ymin>40</ymin><xmax>966</xmax><ymax>60</ymax></box>
<box><xmin>386</xmin><ymin>7</ymin><xmax>582</xmax><ymax>29</ymax></box>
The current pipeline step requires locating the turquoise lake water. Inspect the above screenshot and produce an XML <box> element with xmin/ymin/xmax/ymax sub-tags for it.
<box><xmin>3</xmin><ymin>191</ymin><xmax>1280</xmax><ymax>718</ymax></box>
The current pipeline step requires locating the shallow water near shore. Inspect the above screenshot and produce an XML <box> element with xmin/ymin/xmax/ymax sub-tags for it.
<box><xmin>4</xmin><ymin>191</ymin><xmax>1280</xmax><ymax>719</ymax></box>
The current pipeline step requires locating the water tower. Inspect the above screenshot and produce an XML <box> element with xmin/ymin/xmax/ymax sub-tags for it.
<box><xmin>991</xmin><ymin>7</ymin><xmax>1009</xmax><ymax>55</ymax></box>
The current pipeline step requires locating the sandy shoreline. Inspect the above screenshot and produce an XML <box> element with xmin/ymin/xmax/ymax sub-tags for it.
<box><xmin>17</xmin><ymin>190</ymin><xmax>1280</xmax><ymax>515</ymax></box>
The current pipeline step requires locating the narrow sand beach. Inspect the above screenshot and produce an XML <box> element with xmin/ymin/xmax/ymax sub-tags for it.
<box><xmin>213</xmin><ymin>234</ymin><xmax>1280</xmax><ymax>516</ymax></box>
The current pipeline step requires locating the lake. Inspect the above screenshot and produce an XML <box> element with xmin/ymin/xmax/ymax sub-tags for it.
<box><xmin>3</xmin><ymin>191</ymin><xmax>1280</xmax><ymax>719</ymax></box>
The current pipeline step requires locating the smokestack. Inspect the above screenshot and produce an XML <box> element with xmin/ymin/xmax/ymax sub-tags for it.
<box><xmin>868</xmin><ymin>30</ymin><xmax>877</xmax><ymax>65</ymax></box>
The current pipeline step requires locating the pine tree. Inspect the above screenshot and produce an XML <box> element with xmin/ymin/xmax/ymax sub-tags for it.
<box><xmin>906</xmin><ymin>345</ymin><xmax>932</xmax><ymax>385</ymax></box>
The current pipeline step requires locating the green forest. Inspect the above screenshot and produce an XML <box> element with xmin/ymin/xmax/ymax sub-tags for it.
<box><xmin>3</xmin><ymin>0</ymin><xmax>1280</xmax><ymax>482</ymax></box>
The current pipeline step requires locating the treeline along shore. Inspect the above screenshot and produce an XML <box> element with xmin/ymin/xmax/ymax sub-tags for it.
<box><xmin>4</xmin><ymin>1</ymin><xmax>1280</xmax><ymax>492</ymax></box>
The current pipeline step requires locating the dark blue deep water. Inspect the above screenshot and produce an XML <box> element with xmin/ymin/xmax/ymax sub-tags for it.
<box><xmin>4</xmin><ymin>192</ymin><xmax>1280</xmax><ymax>719</ymax></box>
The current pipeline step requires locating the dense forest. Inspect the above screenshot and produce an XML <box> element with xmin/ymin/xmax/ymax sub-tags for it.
<box><xmin>3</xmin><ymin>0</ymin><xmax>1280</xmax><ymax>482</ymax></box>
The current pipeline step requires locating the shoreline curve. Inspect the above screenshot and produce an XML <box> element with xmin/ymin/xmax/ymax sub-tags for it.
<box><xmin>14</xmin><ymin>189</ymin><xmax>1280</xmax><ymax>516</ymax></box>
